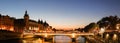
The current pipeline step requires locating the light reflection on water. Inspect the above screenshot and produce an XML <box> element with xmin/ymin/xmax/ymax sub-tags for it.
<box><xmin>1</xmin><ymin>35</ymin><xmax>119</xmax><ymax>43</ymax></box>
<box><xmin>22</xmin><ymin>36</ymin><xmax>86</xmax><ymax>43</ymax></box>
<box><xmin>54</xmin><ymin>36</ymin><xmax>72</xmax><ymax>43</ymax></box>
<box><xmin>23</xmin><ymin>38</ymin><xmax>43</xmax><ymax>43</ymax></box>
<box><xmin>76</xmin><ymin>36</ymin><xmax>85</xmax><ymax>43</ymax></box>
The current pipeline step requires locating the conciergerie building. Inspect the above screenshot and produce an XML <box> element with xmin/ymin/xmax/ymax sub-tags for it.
<box><xmin>0</xmin><ymin>11</ymin><xmax>51</xmax><ymax>33</ymax></box>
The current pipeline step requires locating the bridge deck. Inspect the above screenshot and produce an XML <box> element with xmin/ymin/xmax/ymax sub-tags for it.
<box><xmin>23</xmin><ymin>32</ymin><xmax>94</xmax><ymax>36</ymax></box>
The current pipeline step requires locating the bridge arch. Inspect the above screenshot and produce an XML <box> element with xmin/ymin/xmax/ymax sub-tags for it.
<box><xmin>53</xmin><ymin>35</ymin><xmax>72</xmax><ymax>43</ymax></box>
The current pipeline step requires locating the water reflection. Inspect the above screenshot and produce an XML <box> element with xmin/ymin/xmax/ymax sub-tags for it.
<box><xmin>54</xmin><ymin>36</ymin><xmax>72</xmax><ymax>43</ymax></box>
<box><xmin>22</xmin><ymin>36</ymin><xmax>86</xmax><ymax>43</ymax></box>
<box><xmin>23</xmin><ymin>38</ymin><xmax>43</xmax><ymax>43</ymax></box>
<box><xmin>76</xmin><ymin>36</ymin><xmax>86</xmax><ymax>43</ymax></box>
<box><xmin>0</xmin><ymin>36</ymin><xmax>86</xmax><ymax>43</ymax></box>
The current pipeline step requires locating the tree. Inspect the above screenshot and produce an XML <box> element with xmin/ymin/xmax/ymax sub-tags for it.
<box><xmin>75</xmin><ymin>28</ymin><xmax>84</xmax><ymax>32</ymax></box>
<box><xmin>83</xmin><ymin>22</ymin><xmax>99</xmax><ymax>32</ymax></box>
<box><xmin>52</xmin><ymin>28</ymin><xmax>56</xmax><ymax>32</ymax></box>
<box><xmin>97</xmin><ymin>15</ymin><xmax>120</xmax><ymax>30</ymax></box>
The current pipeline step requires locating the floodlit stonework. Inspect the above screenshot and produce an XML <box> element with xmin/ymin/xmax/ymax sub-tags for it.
<box><xmin>0</xmin><ymin>11</ymin><xmax>50</xmax><ymax>33</ymax></box>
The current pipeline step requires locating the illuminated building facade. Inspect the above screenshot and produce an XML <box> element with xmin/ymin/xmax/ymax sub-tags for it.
<box><xmin>0</xmin><ymin>11</ymin><xmax>49</xmax><ymax>33</ymax></box>
<box><xmin>0</xmin><ymin>14</ymin><xmax>14</xmax><ymax>31</ymax></box>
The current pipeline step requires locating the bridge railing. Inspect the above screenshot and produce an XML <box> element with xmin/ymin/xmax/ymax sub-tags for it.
<box><xmin>23</xmin><ymin>31</ymin><xmax>94</xmax><ymax>36</ymax></box>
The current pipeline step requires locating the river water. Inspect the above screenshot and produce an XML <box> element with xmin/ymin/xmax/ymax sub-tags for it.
<box><xmin>0</xmin><ymin>36</ymin><xmax>87</xmax><ymax>43</ymax></box>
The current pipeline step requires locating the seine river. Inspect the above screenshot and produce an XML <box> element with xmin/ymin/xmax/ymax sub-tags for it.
<box><xmin>0</xmin><ymin>36</ymin><xmax>88</xmax><ymax>43</ymax></box>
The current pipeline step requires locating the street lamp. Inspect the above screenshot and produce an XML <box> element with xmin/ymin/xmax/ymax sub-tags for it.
<box><xmin>99</xmin><ymin>28</ymin><xmax>105</xmax><ymax>33</ymax></box>
<box><xmin>116</xmin><ymin>24</ymin><xmax>120</xmax><ymax>30</ymax></box>
<box><xmin>113</xmin><ymin>34</ymin><xmax>117</xmax><ymax>40</ymax></box>
<box><xmin>99</xmin><ymin>28</ymin><xmax>105</xmax><ymax>38</ymax></box>
<box><xmin>106</xmin><ymin>33</ymin><xmax>109</xmax><ymax>39</ymax></box>
<box><xmin>116</xmin><ymin>26</ymin><xmax>119</xmax><ymax>30</ymax></box>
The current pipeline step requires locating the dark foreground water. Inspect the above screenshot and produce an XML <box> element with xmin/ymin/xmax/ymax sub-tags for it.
<box><xmin>0</xmin><ymin>36</ymin><xmax>87</xmax><ymax>43</ymax></box>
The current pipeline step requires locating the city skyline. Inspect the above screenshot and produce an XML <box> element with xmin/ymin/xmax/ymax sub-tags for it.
<box><xmin>0</xmin><ymin>0</ymin><xmax>120</xmax><ymax>29</ymax></box>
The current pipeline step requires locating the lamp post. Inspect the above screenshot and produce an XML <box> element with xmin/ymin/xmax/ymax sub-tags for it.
<box><xmin>116</xmin><ymin>24</ymin><xmax>120</xmax><ymax>30</ymax></box>
<box><xmin>116</xmin><ymin>24</ymin><xmax>119</xmax><ymax>43</ymax></box>
<box><xmin>99</xmin><ymin>28</ymin><xmax>105</xmax><ymax>38</ymax></box>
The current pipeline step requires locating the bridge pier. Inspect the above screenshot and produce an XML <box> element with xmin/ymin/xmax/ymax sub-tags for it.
<box><xmin>44</xmin><ymin>37</ymin><xmax>53</xmax><ymax>42</ymax></box>
<box><xmin>20</xmin><ymin>34</ymin><xmax>23</xmax><ymax>38</ymax></box>
<box><xmin>72</xmin><ymin>38</ymin><xmax>76</xmax><ymax>42</ymax></box>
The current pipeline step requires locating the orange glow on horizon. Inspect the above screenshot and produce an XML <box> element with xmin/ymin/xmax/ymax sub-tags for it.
<box><xmin>48</xmin><ymin>22</ymin><xmax>87</xmax><ymax>30</ymax></box>
<box><xmin>50</xmin><ymin>25</ymin><xmax>85</xmax><ymax>30</ymax></box>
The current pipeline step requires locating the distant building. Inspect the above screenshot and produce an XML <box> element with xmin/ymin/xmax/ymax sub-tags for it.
<box><xmin>0</xmin><ymin>14</ymin><xmax>14</xmax><ymax>31</ymax></box>
<box><xmin>0</xmin><ymin>11</ymin><xmax>50</xmax><ymax>33</ymax></box>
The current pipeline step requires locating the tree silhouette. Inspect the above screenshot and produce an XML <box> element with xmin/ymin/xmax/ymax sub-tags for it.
<box><xmin>52</xmin><ymin>28</ymin><xmax>56</xmax><ymax>32</ymax></box>
<box><xmin>83</xmin><ymin>22</ymin><xmax>99</xmax><ymax>32</ymax></box>
<box><xmin>97</xmin><ymin>15</ymin><xmax>120</xmax><ymax>30</ymax></box>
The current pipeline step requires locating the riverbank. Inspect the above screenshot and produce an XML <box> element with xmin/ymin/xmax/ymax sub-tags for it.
<box><xmin>0</xmin><ymin>30</ymin><xmax>22</xmax><ymax>40</ymax></box>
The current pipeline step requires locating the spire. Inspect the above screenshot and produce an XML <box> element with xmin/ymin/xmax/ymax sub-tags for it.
<box><xmin>24</xmin><ymin>10</ymin><xmax>29</xmax><ymax>17</ymax></box>
<box><xmin>0</xmin><ymin>13</ymin><xmax>1</xmax><ymax>17</ymax></box>
<box><xmin>44</xmin><ymin>21</ymin><xmax>46</xmax><ymax>23</ymax></box>
<box><xmin>44</xmin><ymin>21</ymin><xmax>49</xmax><ymax>26</ymax></box>
<box><xmin>38</xmin><ymin>19</ymin><xmax>40</xmax><ymax>23</ymax></box>
<box><xmin>40</xmin><ymin>19</ymin><xmax>43</xmax><ymax>24</ymax></box>
<box><xmin>25</xmin><ymin>10</ymin><xmax>27</xmax><ymax>14</ymax></box>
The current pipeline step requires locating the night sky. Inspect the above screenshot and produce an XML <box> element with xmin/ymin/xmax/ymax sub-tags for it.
<box><xmin>0</xmin><ymin>0</ymin><xmax>120</xmax><ymax>29</ymax></box>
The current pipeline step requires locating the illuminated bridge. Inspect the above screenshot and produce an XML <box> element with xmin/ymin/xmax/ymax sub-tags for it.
<box><xmin>22</xmin><ymin>31</ymin><xmax>94</xmax><ymax>38</ymax></box>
